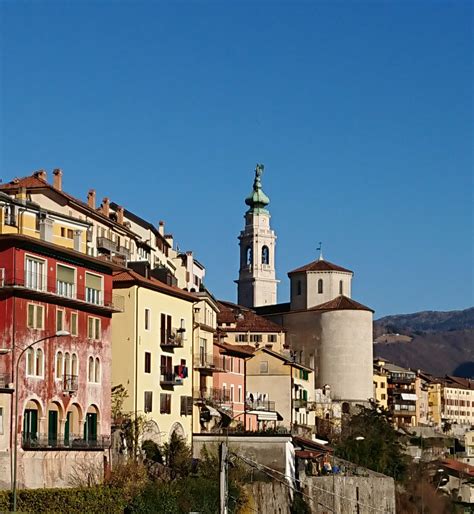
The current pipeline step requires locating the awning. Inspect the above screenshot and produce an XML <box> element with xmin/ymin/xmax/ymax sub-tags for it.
<box><xmin>206</xmin><ymin>406</ymin><xmax>221</xmax><ymax>418</ymax></box>
<box><xmin>247</xmin><ymin>410</ymin><xmax>283</xmax><ymax>421</ymax></box>
<box><xmin>401</xmin><ymin>393</ymin><xmax>417</xmax><ymax>401</ymax></box>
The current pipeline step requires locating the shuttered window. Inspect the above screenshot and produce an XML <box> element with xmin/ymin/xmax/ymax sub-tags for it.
<box><xmin>160</xmin><ymin>393</ymin><xmax>171</xmax><ymax>414</ymax></box>
<box><xmin>180</xmin><ymin>396</ymin><xmax>193</xmax><ymax>416</ymax></box>
<box><xmin>144</xmin><ymin>391</ymin><xmax>153</xmax><ymax>413</ymax></box>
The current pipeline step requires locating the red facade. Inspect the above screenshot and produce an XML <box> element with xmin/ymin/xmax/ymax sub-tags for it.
<box><xmin>0</xmin><ymin>235</ymin><xmax>117</xmax><ymax>451</ymax></box>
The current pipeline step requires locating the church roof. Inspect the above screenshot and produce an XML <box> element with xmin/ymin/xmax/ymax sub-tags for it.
<box><xmin>245</xmin><ymin>164</ymin><xmax>270</xmax><ymax>214</ymax></box>
<box><xmin>288</xmin><ymin>258</ymin><xmax>353</xmax><ymax>275</ymax></box>
<box><xmin>309</xmin><ymin>295</ymin><xmax>373</xmax><ymax>313</ymax></box>
<box><xmin>217</xmin><ymin>300</ymin><xmax>286</xmax><ymax>333</ymax></box>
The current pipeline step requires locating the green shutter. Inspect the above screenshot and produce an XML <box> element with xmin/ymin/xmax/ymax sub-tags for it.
<box><xmin>57</xmin><ymin>265</ymin><xmax>75</xmax><ymax>283</ymax></box>
<box><xmin>85</xmin><ymin>273</ymin><xmax>102</xmax><ymax>290</ymax></box>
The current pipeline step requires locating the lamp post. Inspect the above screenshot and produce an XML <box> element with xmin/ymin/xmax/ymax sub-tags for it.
<box><xmin>12</xmin><ymin>330</ymin><xmax>69</xmax><ymax>512</ymax></box>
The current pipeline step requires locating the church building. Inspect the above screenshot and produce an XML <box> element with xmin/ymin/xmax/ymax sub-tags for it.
<box><xmin>236</xmin><ymin>165</ymin><xmax>374</xmax><ymax>407</ymax></box>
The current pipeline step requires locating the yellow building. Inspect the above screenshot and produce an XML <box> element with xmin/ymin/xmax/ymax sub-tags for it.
<box><xmin>111</xmin><ymin>269</ymin><xmax>196</xmax><ymax>444</ymax></box>
<box><xmin>246</xmin><ymin>347</ymin><xmax>315</xmax><ymax>433</ymax></box>
<box><xmin>373</xmin><ymin>367</ymin><xmax>388</xmax><ymax>410</ymax></box>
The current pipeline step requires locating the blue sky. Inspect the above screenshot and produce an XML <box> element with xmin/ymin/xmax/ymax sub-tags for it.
<box><xmin>1</xmin><ymin>1</ymin><xmax>472</xmax><ymax>317</ymax></box>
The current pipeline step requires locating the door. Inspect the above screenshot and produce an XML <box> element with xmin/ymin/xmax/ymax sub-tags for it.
<box><xmin>23</xmin><ymin>409</ymin><xmax>38</xmax><ymax>445</ymax></box>
<box><xmin>84</xmin><ymin>413</ymin><xmax>97</xmax><ymax>443</ymax></box>
<box><xmin>48</xmin><ymin>410</ymin><xmax>58</xmax><ymax>446</ymax></box>
<box><xmin>64</xmin><ymin>411</ymin><xmax>72</xmax><ymax>446</ymax></box>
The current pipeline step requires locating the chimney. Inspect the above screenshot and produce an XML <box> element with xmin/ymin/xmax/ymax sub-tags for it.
<box><xmin>33</xmin><ymin>169</ymin><xmax>47</xmax><ymax>181</ymax></box>
<box><xmin>158</xmin><ymin>221</ymin><xmax>165</xmax><ymax>236</ymax></box>
<box><xmin>87</xmin><ymin>189</ymin><xmax>96</xmax><ymax>209</ymax></box>
<box><xmin>52</xmin><ymin>168</ymin><xmax>63</xmax><ymax>190</ymax></box>
<box><xmin>116</xmin><ymin>206</ymin><xmax>124</xmax><ymax>224</ymax></box>
<box><xmin>101</xmin><ymin>197</ymin><xmax>110</xmax><ymax>217</ymax></box>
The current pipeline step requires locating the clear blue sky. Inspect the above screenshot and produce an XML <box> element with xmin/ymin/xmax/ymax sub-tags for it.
<box><xmin>1</xmin><ymin>1</ymin><xmax>472</xmax><ymax>317</ymax></box>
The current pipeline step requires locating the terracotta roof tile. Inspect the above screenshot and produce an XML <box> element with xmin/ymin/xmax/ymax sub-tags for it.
<box><xmin>214</xmin><ymin>342</ymin><xmax>255</xmax><ymax>357</ymax></box>
<box><xmin>288</xmin><ymin>259</ymin><xmax>352</xmax><ymax>275</ymax></box>
<box><xmin>113</xmin><ymin>269</ymin><xmax>196</xmax><ymax>302</ymax></box>
<box><xmin>309</xmin><ymin>295</ymin><xmax>374</xmax><ymax>313</ymax></box>
<box><xmin>216</xmin><ymin>300</ymin><xmax>286</xmax><ymax>333</ymax></box>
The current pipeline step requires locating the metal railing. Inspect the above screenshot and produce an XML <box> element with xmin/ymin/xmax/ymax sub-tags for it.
<box><xmin>160</xmin><ymin>329</ymin><xmax>184</xmax><ymax>348</ymax></box>
<box><xmin>294</xmin><ymin>398</ymin><xmax>308</xmax><ymax>409</ymax></box>
<box><xmin>246</xmin><ymin>399</ymin><xmax>276</xmax><ymax>412</ymax></box>
<box><xmin>160</xmin><ymin>367</ymin><xmax>184</xmax><ymax>386</ymax></box>
<box><xmin>97</xmin><ymin>237</ymin><xmax>131</xmax><ymax>259</ymax></box>
<box><xmin>193</xmin><ymin>353</ymin><xmax>225</xmax><ymax>371</ymax></box>
<box><xmin>193</xmin><ymin>387</ymin><xmax>231</xmax><ymax>404</ymax></box>
<box><xmin>22</xmin><ymin>433</ymin><xmax>111</xmax><ymax>450</ymax></box>
<box><xmin>0</xmin><ymin>268</ymin><xmax>122</xmax><ymax>310</ymax></box>
<box><xmin>63</xmin><ymin>374</ymin><xmax>78</xmax><ymax>392</ymax></box>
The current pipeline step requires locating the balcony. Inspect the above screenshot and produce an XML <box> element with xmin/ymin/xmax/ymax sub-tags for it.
<box><xmin>0</xmin><ymin>268</ymin><xmax>123</xmax><ymax>311</ymax></box>
<box><xmin>160</xmin><ymin>367</ymin><xmax>184</xmax><ymax>386</ymax></box>
<box><xmin>22</xmin><ymin>433</ymin><xmax>111</xmax><ymax>450</ymax></box>
<box><xmin>246</xmin><ymin>399</ymin><xmax>276</xmax><ymax>412</ymax></box>
<box><xmin>193</xmin><ymin>387</ymin><xmax>231</xmax><ymax>406</ymax></box>
<box><xmin>193</xmin><ymin>353</ymin><xmax>225</xmax><ymax>372</ymax></box>
<box><xmin>160</xmin><ymin>329</ymin><xmax>184</xmax><ymax>348</ymax></box>
<box><xmin>294</xmin><ymin>398</ymin><xmax>308</xmax><ymax>410</ymax></box>
<box><xmin>63</xmin><ymin>374</ymin><xmax>78</xmax><ymax>393</ymax></box>
<box><xmin>0</xmin><ymin>373</ymin><xmax>13</xmax><ymax>390</ymax></box>
<box><xmin>97</xmin><ymin>237</ymin><xmax>131</xmax><ymax>259</ymax></box>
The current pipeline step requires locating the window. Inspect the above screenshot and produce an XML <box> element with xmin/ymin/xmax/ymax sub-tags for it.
<box><xmin>339</xmin><ymin>280</ymin><xmax>343</xmax><ymax>295</ymax></box>
<box><xmin>64</xmin><ymin>352</ymin><xmax>71</xmax><ymax>375</ymax></box>
<box><xmin>27</xmin><ymin>304</ymin><xmax>44</xmax><ymax>329</ymax></box>
<box><xmin>87</xmin><ymin>317</ymin><xmax>101</xmax><ymax>340</ymax></box>
<box><xmin>262</xmin><ymin>246</ymin><xmax>269</xmax><ymax>265</ymax></box>
<box><xmin>235</xmin><ymin>334</ymin><xmax>248</xmax><ymax>342</ymax></box>
<box><xmin>144</xmin><ymin>391</ymin><xmax>153</xmax><ymax>413</ymax></box>
<box><xmin>94</xmin><ymin>358</ymin><xmax>100</xmax><ymax>383</ymax></box>
<box><xmin>381</xmin><ymin>394</ymin><xmax>386</xmax><ymax>400</ymax></box>
<box><xmin>56</xmin><ymin>264</ymin><xmax>75</xmax><ymax>298</ymax></box>
<box><xmin>56</xmin><ymin>309</ymin><xmax>65</xmax><ymax>332</ymax></box>
<box><xmin>267</xmin><ymin>334</ymin><xmax>277</xmax><ymax>343</ymax></box>
<box><xmin>381</xmin><ymin>382</ymin><xmax>385</xmax><ymax>389</ymax></box>
<box><xmin>88</xmin><ymin>357</ymin><xmax>94</xmax><ymax>382</ymax></box>
<box><xmin>238</xmin><ymin>386</ymin><xmax>242</xmax><ymax>403</ymax></box>
<box><xmin>60</xmin><ymin>227</ymin><xmax>74</xmax><ymax>239</ymax></box>
<box><xmin>55</xmin><ymin>351</ymin><xmax>63</xmax><ymax>379</ymax></box>
<box><xmin>70</xmin><ymin>312</ymin><xmax>78</xmax><ymax>336</ymax></box>
<box><xmin>250</xmin><ymin>334</ymin><xmax>262</xmax><ymax>343</ymax></box>
<box><xmin>318</xmin><ymin>279</ymin><xmax>323</xmax><ymax>294</ymax></box>
<box><xmin>71</xmin><ymin>353</ymin><xmax>78</xmax><ymax>376</ymax></box>
<box><xmin>26</xmin><ymin>348</ymin><xmax>43</xmax><ymax>377</ymax></box>
<box><xmin>145</xmin><ymin>352</ymin><xmax>151</xmax><ymax>373</ymax></box>
<box><xmin>144</xmin><ymin>308</ymin><xmax>150</xmax><ymax>330</ymax></box>
<box><xmin>4</xmin><ymin>204</ymin><xmax>16</xmax><ymax>226</ymax></box>
<box><xmin>0</xmin><ymin>407</ymin><xmax>3</xmax><ymax>435</ymax></box>
<box><xmin>160</xmin><ymin>393</ymin><xmax>171</xmax><ymax>414</ymax></box>
<box><xmin>88</xmin><ymin>356</ymin><xmax>100</xmax><ymax>383</ymax></box>
<box><xmin>25</xmin><ymin>257</ymin><xmax>45</xmax><ymax>291</ymax></box>
<box><xmin>180</xmin><ymin>396</ymin><xmax>193</xmax><ymax>416</ymax></box>
<box><xmin>246</xmin><ymin>246</ymin><xmax>252</xmax><ymax>266</ymax></box>
<box><xmin>230</xmin><ymin>385</ymin><xmax>234</xmax><ymax>402</ymax></box>
<box><xmin>160</xmin><ymin>313</ymin><xmax>172</xmax><ymax>344</ymax></box>
<box><xmin>260</xmin><ymin>361</ymin><xmax>269</xmax><ymax>374</ymax></box>
<box><xmin>297</xmin><ymin>280</ymin><xmax>302</xmax><ymax>296</ymax></box>
<box><xmin>85</xmin><ymin>273</ymin><xmax>102</xmax><ymax>305</ymax></box>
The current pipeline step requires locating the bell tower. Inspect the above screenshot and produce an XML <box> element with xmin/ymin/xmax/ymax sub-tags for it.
<box><xmin>236</xmin><ymin>164</ymin><xmax>278</xmax><ymax>308</ymax></box>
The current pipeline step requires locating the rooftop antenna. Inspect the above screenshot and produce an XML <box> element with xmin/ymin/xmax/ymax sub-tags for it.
<box><xmin>317</xmin><ymin>241</ymin><xmax>324</xmax><ymax>261</ymax></box>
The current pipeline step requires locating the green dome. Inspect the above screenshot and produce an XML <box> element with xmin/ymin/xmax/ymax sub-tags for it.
<box><xmin>245</xmin><ymin>164</ymin><xmax>270</xmax><ymax>213</ymax></box>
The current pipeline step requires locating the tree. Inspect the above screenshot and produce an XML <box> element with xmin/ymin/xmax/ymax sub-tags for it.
<box><xmin>335</xmin><ymin>402</ymin><xmax>408</xmax><ymax>481</ymax></box>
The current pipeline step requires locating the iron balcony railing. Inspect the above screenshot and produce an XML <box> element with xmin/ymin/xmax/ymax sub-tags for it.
<box><xmin>0</xmin><ymin>268</ymin><xmax>123</xmax><ymax>311</ymax></box>
<box><xmin>97</xmin><ymin>237</ymin><xmax>131</xmax><ymax>259</ymax></box>
<box><xmin>160</xmin><ymin>329</ymin><xmax>184</xmax><ymax>348</ymax></box>
<box><xmin>63</xmin><ymin>374</ymin><xmax>78</xmax><ymax>392</ymax></box>
<box><xmin>160</xmin><ymin>367</ymin><xmax>184</xmax><ymax>386</ymax></box>
<box><xmin>293</xmin><ymin>398</ymin><xmax>308</xmax><ymax>409</ymax></box>
<box><xmin>193</xmin><ymin>387</ymin><xmax>231</xmax><ymax>405</ymax></box>
<box><xmin>246</xmin><ymin>399</ymin><xmax>276</xmax><ymax>412</ymax></box>
<box><xmin>22</xmin><ymin>433</ymin><xmax>111</xmax><ymax>450</ymax></box>
<box><xmin>193</xmin><ymin>353</ymin><xmax>225</xmax><ymax>372</ymax></box>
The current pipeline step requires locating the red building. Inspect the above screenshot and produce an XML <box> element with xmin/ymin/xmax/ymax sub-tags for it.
<box><xmin>0</xmin><ymin>234</ymin><xmax>120</xmax><ymax>488</ymax></box>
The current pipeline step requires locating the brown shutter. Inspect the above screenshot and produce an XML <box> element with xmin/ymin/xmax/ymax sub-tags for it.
<box><xmin>160</xmin><ymin>313</ymin><xmax>166</xmax><ymax>343</ymax></box>
<box><xmin>167</xmin><ymin>315</ymin><xmax>172</xmax><ymax>340</ymax></box>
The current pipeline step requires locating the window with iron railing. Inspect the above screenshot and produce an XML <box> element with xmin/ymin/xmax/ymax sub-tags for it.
<box><xmin>25</xmin><ymin>257</ymin><xmax>46</xmax><ymax>291</ymax></box>
<box><xmin>85</xmin><ymin>272</ymin><xmax>102</xmax><ymax>305</ymax></box>
<box><xmin>56</xmin><ymin>264</ymin><xmax>76</xmax><ymax>298</ymax></box>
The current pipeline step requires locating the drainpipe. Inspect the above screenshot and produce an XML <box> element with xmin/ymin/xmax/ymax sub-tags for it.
<box><xmin>10</xmin><ymin>248</ymin><xmax>17</xmax><ymax>488</ymax></box>
<box><xmin>134</xmin><ymin>285</ymin><xmax>140</xmax><ymax>459</ymax></box>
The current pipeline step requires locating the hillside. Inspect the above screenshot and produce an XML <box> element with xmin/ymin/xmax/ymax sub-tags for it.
<box><xmin>373</xmin><ymin>307</ymin><xmax>474</xmax><ymax>378</ymax></box>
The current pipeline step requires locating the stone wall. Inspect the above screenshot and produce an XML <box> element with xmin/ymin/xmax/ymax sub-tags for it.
<box><xmin>0</xmin><ymin>450</ymin><xmax>106</xmax><ymax>490</ymax></box>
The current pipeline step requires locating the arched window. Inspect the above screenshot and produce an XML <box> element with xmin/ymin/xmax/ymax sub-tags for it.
<box><xmin>95</xmin><ymin>357</ymin><xmax>101</xmax><ymax>383</ymax></box>
<box><xmin>297</xmin><ymin>280</ymin><xmax>302</xmax><ymax>296</ymax></box>
<box><xmin>71</xmin><ymin>353</ymin><xmax>78</xmax><ymax>376</ymax></box>
<box><xmin>64</xmin><ymin>352</ymin><xmax>71</xmax><ymax>376</ymax></box>
<box><xmin>246</xmin><ymin>246</ymin><xmax>252</xmax><ymax>266</ymax></box>
<box><xmin>318</xmin><ymin>279</ymin><xmax>323</xmax><ymax>294</ymax></box>
<box><xmin>88</xmin><ymin>356</ymin><xmax>94</xmax><ymax>382</ymax></box>
<box><xmin>55</xmin><ymin>351</ymin><xmax>63</xmax><ymax>380</ymax></box>
<box><xmin>35</xmin><ymin>348</ymin><xmax>43</xmax><ymax>376</ymax></box>
<box><xmin>261</xmin><ymin>246</ymin><xmax>269</xmax><ymax>265</ymax></box>
<box><xmin>26</xmin><ymin>348</ymin><xmax>34</xmax><ymax>376</ymax></box>
<box><xmin>339</xmin><ymin>280</ymin><xmax>343</xmax><ymax>295</ymax></box>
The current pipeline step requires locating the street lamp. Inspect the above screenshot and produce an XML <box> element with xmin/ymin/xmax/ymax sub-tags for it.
<box><xmin>12</xmin><ymin>330</ymin><xmax>70</xmax><ymax>512</ymax></box>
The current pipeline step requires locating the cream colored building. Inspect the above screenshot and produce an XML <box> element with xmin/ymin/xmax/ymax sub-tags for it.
<box><xmin>373</xmin><ymin>368</ymin><xmax>388</xmax><ymax>410</ymax></box>
<box><xmin>246</xmin><ymin>348</ymin><xmax>315</xmax><ymax>431</ymax></box>
<box><xmin>111</xmin><ymin>269</ymin><xmax>196</xmax><ymax>443</ymax></box>
<box><xmin>442</xmin><ymin>376</ymin><xmax>474</xmax><ymax>428</ymax></box>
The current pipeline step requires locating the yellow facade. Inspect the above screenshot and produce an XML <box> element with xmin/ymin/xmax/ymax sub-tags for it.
<box><xmin>111</xmin><ymin>281</ymin><xmax>195</xmax><ymax>444</ymax></box>
<box><xmin>373</xmin><ymin>372</ymin><xmax>388</xmax><ymax>410</ymax></box>
<box><xmin>428</xmin><ymin>383</ymin><xmax>442</xmax><ymax>427</ymax></box>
